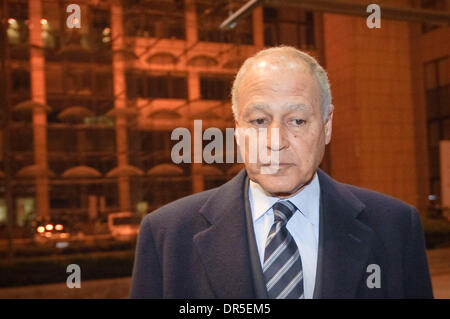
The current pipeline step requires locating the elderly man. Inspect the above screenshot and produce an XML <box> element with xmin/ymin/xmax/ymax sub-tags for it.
<box><xmin>130</xmin><ymin>46</ymin><xmax>433</xmax><ymax>299</ymax></box>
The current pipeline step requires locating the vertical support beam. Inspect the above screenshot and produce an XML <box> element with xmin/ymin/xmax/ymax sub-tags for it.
<box><xmin>1</xmin><ymin>0</ymin><xmax>15</xmax><ymax>257</ymax></box>
<box><xmin>408</xmin><ymin>22</ymin><xmax>429</xmax><ymax>214</ymax></box>
<box><xmin>252</xmin><ymin>6</ymin><xmax>264</xmax><ymax>47</ymax></box>
<box><xmin>29</xmin><ymin>0</ymin><xmax>50</xmax><ymax>219</ymax></box>
<box><xmin>185</xmin><ymin>0</ymin><xmax>198</xmax><ymax>45</ymax></box>
<box><xmin>111</xmin><ymin>4</ymin><xmax>131</xmax><ymax>211</ymax></box>
<box><xmin>186</xmin><ymin>33</ymin><xmax>203</xmax><ymax>192</ymax></box>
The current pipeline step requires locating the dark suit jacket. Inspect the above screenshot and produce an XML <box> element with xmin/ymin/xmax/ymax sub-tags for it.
<box><xmin>129</xmin><ymin>169</ymin><xmax>433</xmax><ymax>298</ymax></box>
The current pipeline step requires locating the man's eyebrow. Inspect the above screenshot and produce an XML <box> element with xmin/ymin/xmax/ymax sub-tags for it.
<box><xmin>287</xmin><ymin>103</ymin><xmax>311</xmax><ymax>111</ymax></box>
<box><xmin>242</xmin><ymin>103</ymin><xmax>311</xmax><ymax>116</ymax></box>
<box><xmin>243</xmin><ymin>103</ymin><xmax>270</xmax><ymax>115</ymax></box>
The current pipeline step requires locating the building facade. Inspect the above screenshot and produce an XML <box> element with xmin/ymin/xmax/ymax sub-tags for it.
<box><xmin>0</xmin><ymin>0</ymin><xmax>448</xmax><ymax>236</ymax></box>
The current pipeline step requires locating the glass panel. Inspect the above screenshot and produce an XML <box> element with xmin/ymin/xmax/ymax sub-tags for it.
<box><xmin>438</xmin><ymin>58</ymin><xmax>449</xmax><ymax>86</ymax></box>
<box><xmin>263</xmin><ymin>6</ymin><xmax>314</xmax><ymax>49</ymax></box>
<box><xmin>10</xmin><ymin>68</ymin><xmax>30</xmax><ymax>95</ymax></box>
<box><xmin>7</xmin><ymin>2</ymin><xmax>29</xmax><ymax>45</ymax></box>
<box><xmin>443</xmin><ymin>119</ymin><xmax>450</xmax><ymax>140</ymax></box>
<box><xmin>428</xmin><ymin>121</ymin><xmax>440</xmax><ymax>148</ymax></box>
<box><xmin>429</xmin><ymin>146</ymin><xmax>440</xmax><ymax>178</ymax></box>
<box><xmin>94</xmin><ymin>72</ymin><xmax>113</xmax><ymax>96</ymax></box>
<box><xmin>0</xmin><ymin>199</ymin><xmax>6</xmax><ymax>225</ymax></box>
<box><xmin>47</xmin><ymin>128</ymin><xmax>78</xmax><ymax>152</ymax></box>
<box><xmin>171</xmin><ymin>77</ymin><xmax>188</xmax><ymax>99</ymax></box>
<box><xmin>305</xmin><ymin>11</ymin><xmax>315</xmax><ymax>47</ymax></box>
<box><xmin>126</xmin><ymin>71</ymin><xmax>139</xmax><ymax>99</ymax></box>
<box><xmin>16</xmin><ymin>198</ymin><xmax>35</xmax><ymax>227</ymax></box>
<box><xmin>200</xmin><ymin>76</ymin><xmax>233</xmax><ymax>100</ymax></box>
<box><xmin>11</xmin><ymin>127</ymin><xmax>33</xmax><ymax>152</ymax></box>
<box><xmin>264</xmin><ymin>23</ymin><xmax>278</xmax><ymax>47</ymax></box>
<box><xmin>425</xmin><ymin>88</ymin><xmax>439</xmax><ymax>119</ymax></box>
<box><xmin>85</xmin><ymin>129</ymin><xmax>116</xmax><ymax>153</ymax></box>
<box><xmin>279</xmin><ymin>22</ymin><xmax>299</xmax><ymax>47</ymax></box>
<box><xmin>46</xmin><ymin>65</ymin><xmax>64</xmax><ymax>94</ymax></box>
<box><xmin>196</xmin><ymin>2</ymin><xmax>253</xmax><ymax>44</ymax></box>
<box><xmin>90</xmin><ymin>8</ymin><xmax>111</xmax><ymax>51</ymax></box>
<box><xmin>148</xmin><ymin>76</ymin><xmax>169</xmax><ymax>98</ymax></box>
<box><xmin>439</xmin><ymin>85</ymin><xmax>450</xmax><ymax>117</ymax></box>
<box><xmin>424</xmin><ymin>62</ymin><xmax>437</xmax><ymax>90</ymax></box>
<box><xmin>430</xmin><ymin>178</ymin><xmax>441</xmax><ymax>199</ymax></box>
<box><xmin>123</xmin><ymin>1</ymin><xmax>185</xmax><ymax>39</ymax></box>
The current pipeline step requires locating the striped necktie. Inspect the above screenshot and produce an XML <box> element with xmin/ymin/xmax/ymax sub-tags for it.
<box><xmin>263</xmin><ymin>200</ymin><xmax>304</xmax><ymax>299</ymax></box>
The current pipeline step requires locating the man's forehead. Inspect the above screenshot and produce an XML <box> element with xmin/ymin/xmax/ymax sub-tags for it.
<box><xmin>250</xmin><ymin>56</ymin><xmax>311</xmax><ymax>72</ymax></box>
<box><xmin>240</xmin><ymin>58</ymin><xmax>314</xmax><ymax>88</ymax></box>
<box><xmin>239</xmin><ymin>66</ymin><xmax>316</xmax><ymax>97</ymax></box>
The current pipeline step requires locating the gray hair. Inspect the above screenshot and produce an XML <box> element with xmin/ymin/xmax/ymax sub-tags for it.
<box><xmin>231</xmin><ymin>46</ymin><xmax>332</xmax><ymax>122</ymax></box>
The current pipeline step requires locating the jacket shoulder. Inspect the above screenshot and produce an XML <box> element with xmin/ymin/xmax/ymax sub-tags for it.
<box><xmin>338</xmin><ymin>182</ymin><xmax>421</xmax><ymax>232</ymax></box>
<box><xmin>342</xmin><ymin>182</ymin><xmax>417</xmax><ymax>213</ymax></box>
<box><xmin>140</xmin><ymin>187</ymin><xmax>217</xmax><ymax>234</ymax></box>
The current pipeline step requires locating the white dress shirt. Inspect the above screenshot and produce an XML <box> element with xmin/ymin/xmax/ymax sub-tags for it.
<box><xmin>248</xmin><ymin>172</ymin><xmax>320</xmax><ymax>299</ymax></box>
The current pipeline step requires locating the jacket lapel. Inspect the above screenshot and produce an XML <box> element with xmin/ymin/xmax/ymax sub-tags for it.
<box><xmin>316</xmin><ymin>169</ymin><xmax>377</xmax><ymax>298</ymax></box>
<box><xmin>193</xmin><ymin>170</ymin><xmax>256</xmax><ymax>298</ymax></box>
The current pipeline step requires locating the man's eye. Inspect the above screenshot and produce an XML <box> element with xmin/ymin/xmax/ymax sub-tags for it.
<box><xmin>250</xmin><ymin>118</ymin><xmax>267</xmax><ymax>125</ymax></box>
<box><xmin>290</xmin><ymin>119</ymin><xmax>305</xmax><ymax>126</ymax></box>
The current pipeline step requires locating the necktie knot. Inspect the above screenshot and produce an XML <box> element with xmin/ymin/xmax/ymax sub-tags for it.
<box><xmin>273</xmin><ymin>200</ymin><xmax>296</xmax><ymax>225</ymax></box>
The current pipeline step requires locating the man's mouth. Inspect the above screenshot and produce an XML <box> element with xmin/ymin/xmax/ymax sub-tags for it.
<box><xmin>261</xmin><ymin>163</ymin><xmax>294</xmax><ymax>167</ymax></box>
<box><xmin>260</xmin><ymin>163</ymin><xmax>295</xmax><ymax>174</ymax></box>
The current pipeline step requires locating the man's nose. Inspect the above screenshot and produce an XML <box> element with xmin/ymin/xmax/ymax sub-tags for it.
<box><xmin>266</xmin><ymin>122</ymin><xmax>289</xmax><ymax>151</ymax></box>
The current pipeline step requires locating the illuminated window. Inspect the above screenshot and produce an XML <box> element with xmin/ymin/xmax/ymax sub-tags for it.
<box><xmin>6</xmin><ymin>2</ymin><xmax>29</xmax><ymax>45</ymax></box>
<box><xmin>91</xmin><ymin>8</ymin><xmax>111</xmax><ymax>50</ymax></box>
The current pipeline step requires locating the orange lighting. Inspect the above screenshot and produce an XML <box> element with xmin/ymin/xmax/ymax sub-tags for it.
<box><xmin>8</xmin><ymin>18</ymin><xmax>16</xmax><ymax>25</ymax></box>
<box><xmin>72</xmin><ymin>17</ymin><xmax>79</xmax><ymax>25</ymax></box>
<box><xmin>37</xmin><ymin>226</ymin><xmax>45</xmax><ymax>233</ymax></box>
<box><xmin>45</xmin><ymin>224</ymin><xmax>53</xmax><ymax>231</ymax></box>
<box><xmin>40</xmin><ymin>18</ymin><xmax>48</xmax><ymax>25</ymax></box>
<box><xmin>55</xmin><ymin>224</ymin><xmax>63</xmax><ymax>231</ymax></box>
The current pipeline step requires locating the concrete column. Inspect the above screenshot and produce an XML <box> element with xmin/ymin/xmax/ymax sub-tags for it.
<box><xmin>188</xmin><ymin>66</ymin><xmax>203</xmax><ymax>193</ymax></box>
<box><xmin>111</xmin><ymin>4</ymin><xmax>131</xmax><ymax>211</ymax></box>
<box><xmin>252</xmin><ymin>6</ymin><xmax>264</xmax><ymax>48</ymax></box>
<box><xmin>29</xmin><ymin>0</ymin><xmax>49</xmax><ymax>219</ymax></box>
<box><xmin>185</xmin><ymin>0</ymin><xmax>198</xmax><ymax>45</ymax></box>
<box><xmin>323</xmin><ymin>0</ymin><xmax>418</xmax><ymax>207</ymax></box>
<box><xmin>408</xmin><ymin>23</ymin><xmax>430</xmax><ymax>214</ymax></box>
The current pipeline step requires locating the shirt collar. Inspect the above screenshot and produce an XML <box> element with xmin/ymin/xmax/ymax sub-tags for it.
<box><xmin>248</xmin><ymin>171</ymin><xmax>321</xmax><ymax>226</ymax></box>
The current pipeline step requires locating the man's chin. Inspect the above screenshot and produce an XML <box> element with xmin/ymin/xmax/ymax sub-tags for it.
<box><xmin>252</xmin><ymin>175</ymin><xmax>301</xmax><ymax>197</ymax></box>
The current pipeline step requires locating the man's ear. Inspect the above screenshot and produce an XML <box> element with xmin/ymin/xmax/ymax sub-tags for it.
<box><xmin>324</xmin><ymin>104</ymin><xmax>334</xmax><ymax>145</ymax></box>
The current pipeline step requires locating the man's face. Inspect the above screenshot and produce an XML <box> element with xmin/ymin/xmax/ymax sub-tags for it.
<box><xmin>235</xmin><ymin>58</ymin><xmax>333</xmax><ymax>197</ymax></box>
